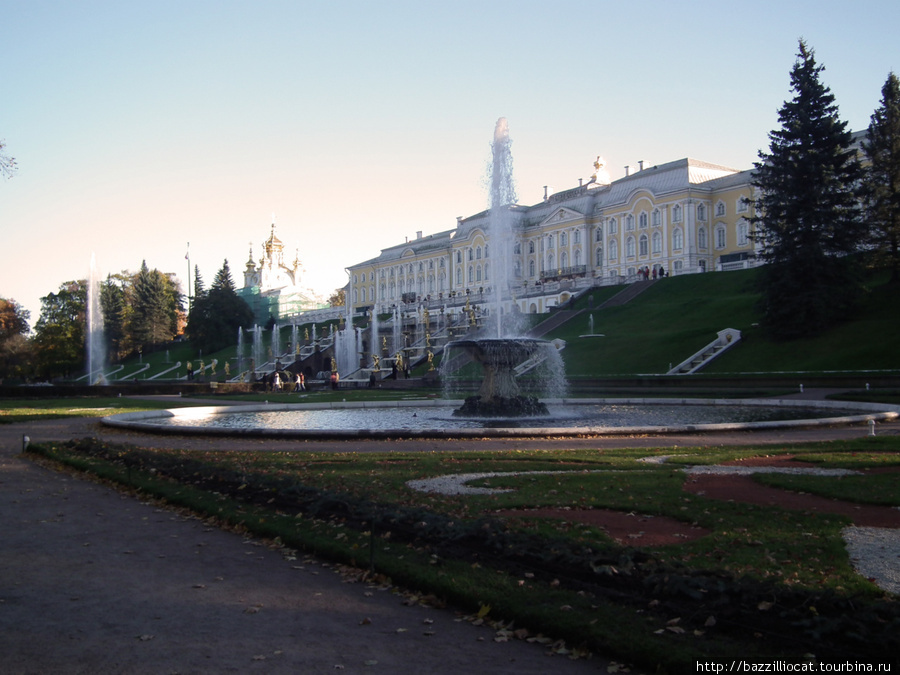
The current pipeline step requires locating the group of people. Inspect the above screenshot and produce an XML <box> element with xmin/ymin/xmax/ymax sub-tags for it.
<box><xmin>268</xmin><ymin>370</ymin><xmax>307</xmax><ymax>392</ymax></box>
<box><xmin>637</xmin><ymin>266</ymin><xmax>667</xmax><ymax>281</ymax></box>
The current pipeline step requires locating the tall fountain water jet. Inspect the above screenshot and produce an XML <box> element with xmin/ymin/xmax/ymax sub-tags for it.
<box><xmin>86</xmin><ymin>253</ymin><xmax>106</xmax><ymax>384</ymax></box>
<box><xmin>443</xmin><ymin>119</ymin><xmax>567</xmax><ymax>416</ymax></box>
<box><xmin>487</xmin><ymin>117</ymin><xmax>523</xmax><ymax>337</ymax></box>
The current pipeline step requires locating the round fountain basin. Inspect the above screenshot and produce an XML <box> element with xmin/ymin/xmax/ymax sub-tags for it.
<box><xmin>103</xmin><ymin>398</ymin><xmax>899</xmax><ymax>440</ymax></box>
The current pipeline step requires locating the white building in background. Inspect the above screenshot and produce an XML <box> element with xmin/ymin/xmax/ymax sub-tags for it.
<box><xmin>240</xmin><ymin>222</ymin><xmax>325</xmax><ymax>323</ymax></box>
<box><xmin>346</xmin><ymin>154</ymin><xmax>759</xmax><ymax>317</ymax></box>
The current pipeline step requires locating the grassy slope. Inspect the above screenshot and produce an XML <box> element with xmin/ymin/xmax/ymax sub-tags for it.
<box><xmin>552</xmin><ymin>268</ymin><xmax>900</xmax><ymax>377</ymax></box>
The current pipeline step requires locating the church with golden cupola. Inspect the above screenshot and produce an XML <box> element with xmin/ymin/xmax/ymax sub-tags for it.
<box><xmin>240</xmin><ymin>221</ymin><xmax>325</xmax><ymax>323</ymax></box>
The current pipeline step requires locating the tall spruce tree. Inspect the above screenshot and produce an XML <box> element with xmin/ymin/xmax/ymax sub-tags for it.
<box><xmin>862</xmin><ymin>72</ymin><xmax>900</xmax><ymax>282</ymax></box>
<box><xmin>187</xmin><ymin>260</ymin><xmax>253</xmax><ymax>353</ymax></box>
<box><xmin>751</xmin><ymin>40</ymin><xmax>864</xmax><ymax>340</ymax></box>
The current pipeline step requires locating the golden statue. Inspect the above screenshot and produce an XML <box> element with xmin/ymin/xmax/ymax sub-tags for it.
<box><xmin>372</xmin><ymin>354</ymin><xmax>380</xmax><ymax>370</ymax></box>
<box><xmin>427</xmin><ymin>350</ymin><xmax>435</xmax><ymax>371</ymax></box>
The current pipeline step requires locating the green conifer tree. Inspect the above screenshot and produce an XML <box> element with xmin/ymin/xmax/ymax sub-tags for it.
<box><xmin>862</xmin><ymin>72</ymin><xmax>900</xmax><ymax>282</ymax></box>
<box><xmin>751</xmin><ymin>40</ymin><xmax>865</xmax><ymax>339</ymax></box>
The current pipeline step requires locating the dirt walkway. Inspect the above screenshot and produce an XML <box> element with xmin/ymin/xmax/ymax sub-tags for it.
<box><xmin>2</xmin><ymin>410</ymin><xmax>898</xmax><ymax>674</ymax></box>
<box><xmin>0</xmin><ymin>418</ymin><xmax>612</xmax><ymax>675</ymax></box>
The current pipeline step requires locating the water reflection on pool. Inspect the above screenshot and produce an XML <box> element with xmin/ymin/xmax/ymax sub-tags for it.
<box><xmin>147</xmin><ymin>403</ymin><xmax>860</xmax><ymax>432</ymax></box>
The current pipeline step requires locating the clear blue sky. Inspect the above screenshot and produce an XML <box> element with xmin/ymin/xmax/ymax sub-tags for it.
<box><xmin>2</xmin><ymin>0</ymin><xmax>898</xmax><ymax>326</ymax></box>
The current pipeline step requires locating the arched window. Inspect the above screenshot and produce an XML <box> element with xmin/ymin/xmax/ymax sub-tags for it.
<box><xmin>574</xmin><ymin>230</ymin><xmax>581</xmax><ymax>244</ymax></box>
<box><xmin>596</xmin><ymin>248</ymin><xmax>603</xmax><ymax>266</ymax></box>
<box><xmin>528</xmin><ymin>259</ymin><xmax>535</xmax><ymax>277</ymax></box>
<box><xmin>652</xmin><ymin>209</ymin><xmax>661</xmax><ymax>227</ymax></box>
<box><xmin>652</xmin><ymin>231</ymin><xmax>662</xmax><ymax>254</ymax></box>
<box><xmin>468</xmin><ymin>266</ymin><xmax>474</xmax><ymax>283</ymax></box>
<box><xmin>561</xmin><ymin>232</ymin><xmax>568</xmax><ymax>246</ymax></box>
<box><xmin>608</xmin><ymin>218</ymin><xmax>618</xmax><ymax>235</ymax></box>
<box><xmin>456</xmin><ymin>268</ymin><xmax>462</xmax><ymax>285</ymax></box>
<box><xmin>639</xmin><ymin>234</ymin><xmax>648</xmax><ymax>256</ymax></box>
<box><xmin>456</xmin><ymin>251</ymin><xmax>462</xmax><ymax>264</ymax></box>
<box><xmin>626</xmin><ymin>215</ymin><xmax>635</xmax><ymax>231</ymax></box>
<box><xmin>561</xmin><ymin>251</ymin><xmax>569</xmax><ymax>268</ymax></box>
<box><xmin>484</xmin><ymin>263</ymin><xmax>490</xmax><ymax>280</ymax></box>
<box><xmin>608</xmin><ymin>240</ymin><xmax>618</xmax><ymax>260</ymax></box>
<box><xmin>672</xmin><ymin>204</ymin><xmax>682</xmax><ymax>223</ymax></box>
<box><xmin>639</xmin><ymin>212</ymin><xmax>648</xmax><ymax>229</ymax></box>
<box><xmin>476</xmin><ymin>266</ymin><xmax>482</xmax><ymax>282</ymax></box>
<box><xmin>626</xmin><ymin>236</ymin><xmax>636</xmax><ymax>258</ymax></box>
<box><xmin>528</xmin><ymin>240</ymin><xmax>535</xmax><ymax>254</ymax></box>
<box><xmin>672</xmin><ymin>228</ymin><xmax>684</xmax><ymax>250</ymax></box>
<box><xmin>574</xmin><ymin>249</ymin><xmax>581</xmax><ymax>266</ymax></box>
<box><xmin>697</xmin><ymin>203</ymin><xmax>707</xmax><ymax>221</ymax></box>
<box><xmin>476</xmin><ymin>246</ymin><xmax>482</xmax><ymax>260</ymax></box>
<box><xmin>595</xmin><ymin>228</ymin><xmax>603</xmax><ymax>242</ymax></box>
<box><xmin>698</xmin><ymin>227</ymin><xmax>708</xmax><ymax>249</ymax></box>
<box><xmin>547</xmin><ymin>252</ymin><xmax>555</xmax><ymax>270</ymax></box>
<box><xmin>468</xmin><ymin>248</ymin><xmax>473</xmax><ymax>261</ymax></box>
<box><xmin>484</xmin><ymin>244</ymin><xmax>490</xmax><ymax>258</ymax></box>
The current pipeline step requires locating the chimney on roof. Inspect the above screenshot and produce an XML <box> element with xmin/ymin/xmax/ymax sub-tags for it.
<box><xmin>638</xmin><ymin>160</ymin><xmax>644</xmax><ymax>171</ymax></box>
<box><xmin>578</xmin><ymin>178</ymin><xmax>583</xmax><ymax>187</ymax></box>
<box><xmin>624</xmin><ymin>165</ymin><xmax>630</xmax><ymax>176</ymax></box>
<box><xmin>416</xmin><ymin>231</ymin><xmax>422</xmax><ymax>240</ymax></box>
<box><xmin>543</xmin><ymin>186</ymin><xmax>549</xmax><ymax>201</ymax></box>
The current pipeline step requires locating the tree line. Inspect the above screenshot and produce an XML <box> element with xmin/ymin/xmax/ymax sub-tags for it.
<box><xmin>0</xmin><ymin>259</ymin><xmax>253</xmax><ymax>382</ymax></box>
<box><xmin>751</xmin><ymin>40</ymin><xmax>900</xmax><ymax>340</ymax></box>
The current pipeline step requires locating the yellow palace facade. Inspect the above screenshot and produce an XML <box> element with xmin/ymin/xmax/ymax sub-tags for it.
<box><xmin>347</xmin><ymin>155</ymin><xmax>758</xmax><ymax>317</ymax></box>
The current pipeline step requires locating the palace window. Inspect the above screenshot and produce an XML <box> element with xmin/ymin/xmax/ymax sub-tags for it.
<box><xmin>737</xmin><ymin>197</ymin><xmax>749</xmax><ymax>213</ymax></box>
<box><xmin>574</xmin><ymin>230</ymin><xmax>581</xmax><ymax>244</ymax></box>
<box><xmin>476</xmin><ymin>246</ymin><xmax>482</xmax><ymax>260</ymax></box>
<box><xmin>608</xmin><ymin>217</ymin><xmax>618</xmax><ymax>235</ymax></box>
<box><xmin>468</xmin><ymin>266</ymin><xmax>474</xmax><ymax>283</ymax></box>
<box><xmin>715</xmin><ymin>225</ymin><xmax>727</xmax><ymax>249</ymax></box>
<box><xmin>639</xmin><ymin>234</ymin><xmax>648</xmax><ymax>256</ymax></box>
<box><xmin>626</xmin><ymin>214</ymin><xmax>635</xmax><ymax>231</ymax></box>
<box><xmin>672</xmin><ymin>204</ymin><xmax>682</xmax><ymax>223</ymax></box>
<box><xmin>715</xmin><ymin>201</ymin><xmax>726</xmax><ymax>217</ymax></box>
<box><xmin>737</xmin><ymin>219</ymin><xmax>750</xmax><ymax>247</ymax></box>
<box><xmin>639</xmin><ymin>212</ymin><xmax>648</xmax><ymax>229</ymax></box>
<box><xmin>529</xmin><ymin>259</ymin><xmax>535</xmax><ymax>276</ymax></box>
<box><xmin>652</xmin><ymin>231</ymin><xmax>662</xmax><ymax>254</ymax></box>
<box><xmin>456</xmin><ymin>268</ymin><xmax>462</xmax><ymax>285</ymax></box>
<box><xmin>468</xmin><ymin>249</ymin><xmax>473</xmax><ymax>261</ymax></box>
<box><xmin>596</xmin><ymin>248</ymin><xmax>603</xmax><ymax>266</ymax></box>
<box><xmin>608</xmin><ymin>240</ymin><xmax>617</xmax><ymax>260</ymax></box>
<box><xmin>595</xmin><ymin>228</ymin><xmax>602</xmax><ymax>242</ymax></box>
<box><xmin>528</xmin><ymin>240</ymin><xmax>535</xmax><ymax>254</ymax></box>
<box><xmin>574</xmin><ymin>249</ymin><xmax>581</xmax><ymax>266</ymax></box>
<box><xmin>652</xmin><ymin>209</ymin><xmax>661</xmax><ymax>227</ymax></box>
<box><xmin>560</xmin><ymin>232</ymin><xmax>568</xmax><ymax>246</ymax></box>
<box><xmin>697</xmin><ymin>203</ymin><xmax>707</xmax><ymax>221</ymax></box>
<box><xmin>561</xmin><ymin>251</ymin><xmax>569</xmax><ymax>268</ymax></box>
<box><xmin>698</xmin><ymin>226</ymin><xmax>708</xmax><ymax>249</ymax></box>
<box><xmin>626</xmin><ymin>236</ymin><xmax>636</xmax><ymax>258</ymax></box>
<box><xmin>456</xmin><ymin>251</ymin><xmax>462</xmax><ymax>264</ymax></box>
<box><xmin>672</xmin><ymin>227</ymin><xmax>684</xmax><ymax>250</ymax></box>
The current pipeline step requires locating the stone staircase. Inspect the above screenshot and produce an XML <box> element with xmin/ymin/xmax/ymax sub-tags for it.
<box><xmin>667</xmin><ymin>328</ymin><xmax>742</xmax><ymax>375</ymax></box>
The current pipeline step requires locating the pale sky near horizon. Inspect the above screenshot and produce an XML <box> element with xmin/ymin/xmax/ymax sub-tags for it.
<box><xmin>2</xmin><ymin>0</ymin><xmax>899</xmax><ymax>327</ymax></box>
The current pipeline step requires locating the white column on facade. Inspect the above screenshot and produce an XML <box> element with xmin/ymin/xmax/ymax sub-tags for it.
<box><xmin>685</xmin><ymin>198</ymin><xmax>696</xmax><ymax>273</ymax></box>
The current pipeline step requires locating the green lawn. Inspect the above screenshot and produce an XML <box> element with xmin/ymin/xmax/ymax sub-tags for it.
<box><xmin>30</xmin><ymin>432</ymin><xmax>900</xmax><ymax>672</ymax></box>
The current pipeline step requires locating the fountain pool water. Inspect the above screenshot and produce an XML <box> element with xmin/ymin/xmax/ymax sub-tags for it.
<box><xmin>103</xmin><ymin>398</ymin><xmax>899</xmax><ymax>439</ymax></box>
